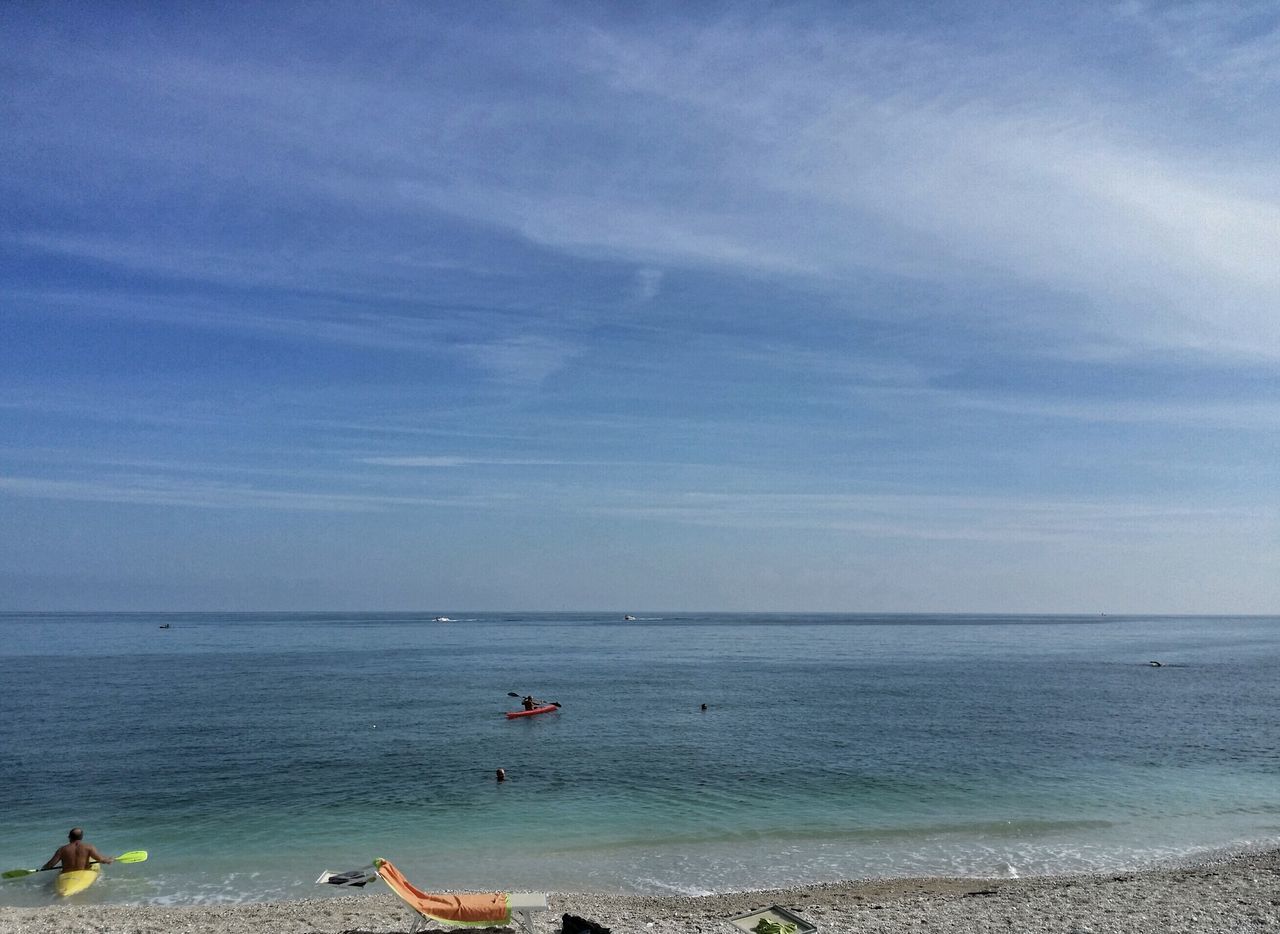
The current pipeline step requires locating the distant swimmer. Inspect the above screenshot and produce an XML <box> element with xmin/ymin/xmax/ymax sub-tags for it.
<box><xmin>495</xmin><ymin>768</ymin><xmax>506</xmax><ymax>782</ymax></box>
<box><xmin>42</xmin><ymin>828</ymin><xmax>113</xmax><ymax>874</ymax></box>
<box><xmin>623</xmin><ymin>615</ymin><xmax>636</xmax><ymax>621</ymax></box>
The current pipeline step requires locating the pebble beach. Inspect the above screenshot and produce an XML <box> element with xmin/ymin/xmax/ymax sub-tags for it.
<box><xmin>3</xmin><ymin>847</ymin><xmax>1276</xmax><ymax>934</ymax></box>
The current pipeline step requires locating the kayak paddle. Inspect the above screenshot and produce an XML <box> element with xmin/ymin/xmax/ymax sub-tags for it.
<box><xmin>506</xmin><ymin>693</ymin><xmax>561</xmax><ymax>707</ymax></box>
<box><xmin>3</xmin><ymin>850</ymin><xmax>148</xmax><ymax>880</ymax></box>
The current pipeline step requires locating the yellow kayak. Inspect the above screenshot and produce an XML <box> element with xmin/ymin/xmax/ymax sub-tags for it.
<box><xmin>54</xmin><ymin>864</ymin><xmax>100</xmax><ymax>897</ymax></box>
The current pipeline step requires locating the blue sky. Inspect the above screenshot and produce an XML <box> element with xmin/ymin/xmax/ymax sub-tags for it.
<box><xmin>2</xmin><ymin>2</ymin><xmax>1277</xmax><ymax>612</ymax></box>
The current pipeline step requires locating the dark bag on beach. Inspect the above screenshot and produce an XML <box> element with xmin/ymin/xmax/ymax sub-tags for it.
<box><xmin>561</xmin><ymin>913</ymin><xmax>611</xmax><ymax>934</ymax></box>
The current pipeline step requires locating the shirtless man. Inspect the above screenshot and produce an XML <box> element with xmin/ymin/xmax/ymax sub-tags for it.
<box><xmin>41</xmin><ymin>828</ymin><xmax>113</xmax><ymax>873</ymax></box>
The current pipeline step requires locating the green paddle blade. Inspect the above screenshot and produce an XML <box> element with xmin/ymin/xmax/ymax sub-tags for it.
<box><xmin>116</xmin><ymin>850</ymin><xmax>148</xmax><ymax>864</ymax></box>
<box><xmin>2</xmin><ymin>867</ymin><xmax>37</xmax><ymax>880</ymax></box>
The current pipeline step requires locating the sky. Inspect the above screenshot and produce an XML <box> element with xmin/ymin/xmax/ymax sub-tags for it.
<box><xmin>1</xmin><ymin>1</ymin><xmax>1277</xmax><ymax>613</ymax></box>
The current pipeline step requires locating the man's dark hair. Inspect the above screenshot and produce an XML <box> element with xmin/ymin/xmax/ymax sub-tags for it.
<box><xmin>69</xmin><ymin>827</ymin><xmax>84</xmax><ymax>842</ymax></box>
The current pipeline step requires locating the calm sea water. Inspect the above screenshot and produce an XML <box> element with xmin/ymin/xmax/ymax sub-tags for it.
<box><xmin>2</xmin><ymin>612</ymin><xmax>1278</xmax><ymax>906</ymax></box>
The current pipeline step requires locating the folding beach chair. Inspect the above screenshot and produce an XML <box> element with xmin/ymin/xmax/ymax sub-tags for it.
<box><xmin>725</xmin><ymin>905</ymin><xmax>818</xmax><ymax>934</ymax></box>
<box><xmin>316</xmin><ymin>858</ymin><xmax>548</xmax><ymax>934</ymax></box>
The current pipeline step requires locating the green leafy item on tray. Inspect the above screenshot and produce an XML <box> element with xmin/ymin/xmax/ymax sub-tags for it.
<box><xmin>751</xmin><ymin>918</ymin><xmax>797</xmax><ymax>934</ymax></box>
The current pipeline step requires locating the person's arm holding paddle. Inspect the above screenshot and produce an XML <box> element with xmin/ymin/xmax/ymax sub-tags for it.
<box><xmin>39</xmin><ymin>848</ymin><xmax>62</xmax><ymax>872</ymax></box>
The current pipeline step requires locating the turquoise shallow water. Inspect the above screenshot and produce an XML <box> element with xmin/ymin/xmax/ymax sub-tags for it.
<box><xmin>2</xmin><ymin>612</ymin><xmax>1278</xmax><ymax>905</ymax></box>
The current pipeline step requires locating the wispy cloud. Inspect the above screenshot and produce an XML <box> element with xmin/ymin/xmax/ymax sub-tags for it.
<box><xmin>632</xmin><ymin>267</ymin><xmax>664</xmax><ymax>302</ymax></box>
<box><xmin>0</xmin><ymin>475</ymin><xmax>378</xmax><ymax>512</ymax></box>
<box><xmin>585</xmin><ymin>489</ymin><xmax>1273</xmax><ymax>544</ymax></box>
<box><xmin>1118</xmin><ymin>1</ymin><xmax>1280</xmax><ymax>98</ymax></box>
<box><xmin>964</xmin><ymin>393</ymin><xmax>1280</xmax><ymax>431</ymax></box>
<box><xmin>9</xmin><ymin>283</ymin><xmax>460</xmax><ymax>352</ymax></box>
<box><xmin>3</xmin><ymin>468</ymin><xmax>1268</xmax><ymax>550</ymax></box>
<box><xmin>7</xmin><ymin>285</ymin><xmax>587</xmax><ymax>390</ymax></box>
<box><xmin>455</xmin><ymin>334</ymin><xmax>584</xmax><ymax>385</ymax></box>
<box><xmin>358</xmin><ymin>456</ymin><xmax>572</xmax><ymax>468</ymax></box>
<box><xmin>8</xmin><ymin>7</ymin><xmax>1278</xmax><ymax>360</ymax></box>
<box><xmin>849</xmin><ymin>384</ymin><xmax>1280</xmax><ymax>431</ymax></box>
<box><xmin>550</xmin><ymin>17</ymin><xmax>1280</xmax><ymax>358</ymax></box>
<box><xmin>0</xmin><ymin>474</ymin><xmax>507</xmax><ymax>513</ymax></box>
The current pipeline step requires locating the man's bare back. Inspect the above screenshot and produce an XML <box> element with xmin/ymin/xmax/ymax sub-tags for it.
<box><xmin>42</xmin><ymin>829</ymin><xmax>112</xmax><ymax>873</ymax></box>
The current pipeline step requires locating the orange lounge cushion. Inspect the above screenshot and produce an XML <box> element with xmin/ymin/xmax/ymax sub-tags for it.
<box><xmin>375</xmin><ymin>858</ymin><xmax>510</xmax><ymax>924</ymax></box>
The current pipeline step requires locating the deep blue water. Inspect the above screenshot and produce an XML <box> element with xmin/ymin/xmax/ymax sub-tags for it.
<box><xmin>2</xmin><ymin>612</ymin><xmax>1278</xmax><ymax>905</ymax></box>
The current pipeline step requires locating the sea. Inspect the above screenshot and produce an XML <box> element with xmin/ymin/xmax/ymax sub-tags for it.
<box><xmin>2</xmin><ymin>612</ymin><xmax>1278</xmax><ymax>907</ymax></box>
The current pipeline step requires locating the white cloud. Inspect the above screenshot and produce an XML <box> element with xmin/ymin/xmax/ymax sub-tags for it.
<box><xmin>405</xmin><ymin>12</ymin><xmax>1280</xmax><ymax>359</ymax></box>
<box><xmin>359</xmin><ymin>456</ymin><xmax>473</xmax><ymax>468</ymax></box>
<box><xmin>0</xmin><ymin>474</ymin><xmax>503</xmax><ymax>513</ymax></box>
<box><xmin>3</xmin><ymin>470</ymin><xmax>1267</xmax><ymax>549</ymax></box>
<box><xmin>632</xmin><ymin>267</ymin><xmax>664</xmax><ymax>302</ymax></box>
<box><xmin>1117</xmin><ymin>1</ymin><xmax>1280</xmax><ymax>97</ymax></box>
<box><xmin>456</xmin><ymin>334</ymin><xmax>582</xmax><ymax>386</ymax></box>
<box><xmin>8</xmin><ymin>8</ymin><xmax>1280</xmax><ymax>363</ymax></box>
<box><xmin>585</xmin><ymin>489</ymin><xmax>1273</xmax><ymax>544</ymax></box>
<box><xmin>358</xmin><ymin>456</ymin><xmax>574</xmax><ymax>467</ymax></box>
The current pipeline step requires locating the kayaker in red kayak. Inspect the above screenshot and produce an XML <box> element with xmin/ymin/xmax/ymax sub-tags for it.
<box><xmin>506</xmin><ymin>698</ymin><xmax>558</xmax><ymax>719</ymax></box>
<box><xmin>42</xmin><ymin>828</ymin><xmax>113</xmax><ymax>874</ymax></box>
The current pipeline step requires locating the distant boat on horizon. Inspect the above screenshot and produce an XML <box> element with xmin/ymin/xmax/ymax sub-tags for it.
<box><xmin>433</xmin><ymin>616</ymin><xmax>451</xmax><ymax>622</ymax></box>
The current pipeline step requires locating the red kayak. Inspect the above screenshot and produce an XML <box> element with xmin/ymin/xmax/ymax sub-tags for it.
<box><xmin>505</xmin><ymin>704</ymin><xmax>558</xmax><ymax>719</ymax></box>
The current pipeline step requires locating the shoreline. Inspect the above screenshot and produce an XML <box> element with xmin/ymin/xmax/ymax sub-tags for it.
<box><xmin>2</xmin><ymin>847</ymin><xmax>1276</xmax><ymax>933</ymax></box>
